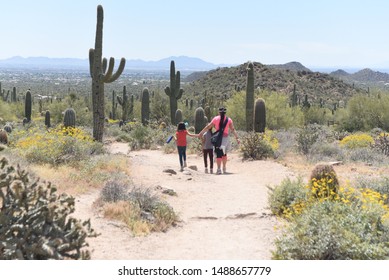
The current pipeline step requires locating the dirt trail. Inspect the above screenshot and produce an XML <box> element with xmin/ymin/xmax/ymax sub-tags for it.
<box><xmin>74</xmin><ymin>143</ymin><xmax>296</xmax><ymax>259</ymax></box>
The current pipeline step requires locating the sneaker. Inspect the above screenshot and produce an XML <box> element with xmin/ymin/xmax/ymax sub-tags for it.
<box><xmin>180</xmin><ymin>166</ymin><xmax>184</xmax><ymax>172</ymax></box>
<box><xmin>216</xmin><ymin>169</ymin><xmax>222</xmax><ymax>175</ymax></box>
<box><xmin>205</xmin><ymin>168</ymin><xmax>208</xmax><ymax>173</ymax></box>
<box><xmin>184</xmin><ymin>161</ymin><xmax>187</xmax><ymax>167</ymax></box>
<box><xmin>210</xmin><ymin>168</ymin><xmax>213</xmax><ymax>174</ymax></box>
<box><xmin>223</xmin><ymin>167</ymin><xmax>227</xmax><ymax>174</ymax></box>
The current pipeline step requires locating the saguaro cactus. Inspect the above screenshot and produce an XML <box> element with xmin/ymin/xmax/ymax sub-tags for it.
<box><xmin>141</xmin><ymin>88</ymin><xmax>150</xmax><ymax>126</ymax></box>
<box><xmin>117</xmin><ymin>86</ymin><xmax>133</xmax><ymax>122</ymax></box>
<box><xmin>246</xmin><ymin>62</ymin><xmax>254</xmax><ymax>131</ymax></box>
<box><xmin>175</xmin><ymin>109</ymin><xmax>183</xmax><ymax>125</ymax></box>
<box><xmin>11</xmin><ymin>87</ymin><xmax>17</xmax><ymax>103</ymax></box>
<box><xmin>89</xmin><ymin>5</ymin><xmax>126</xmax><ymax>142</ymax></box>
<box><xmin>194</xmin><ymin>107</ymin><xmax>206</xmax><ymax>134</ymax></box>
<box><xmin>164</xmin><ymin>60</ymin><xmax>184</xmax><ymax>124</ymax></box>
<box><xmin>111</xmin><ymin>90</ymin><xmax>117</xmax><ymax>120</ymax></box>
<box><xmin>254</xmin><ymin>98</ymin><xmax>266</xmax><ymax>133</ymax></box>
<box><xmin>25</xmin><ymin>90</ymin><xmax>32</xmax><ymax>122</ymax></box>
<box><xmin>64</xmin><ymin>108</ymin><xmax>76</xmax><ymax>128</ymax></box>
<box><xmin>45</xmin><ymin>110</ymin><xmax>51</xmax><ymax>128</ymax></box>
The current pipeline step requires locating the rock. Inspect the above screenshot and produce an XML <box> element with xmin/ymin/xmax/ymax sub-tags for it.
<box><xmin>183</xmin><ymin>171</ymin><xmax>192</xmax><ymax>175</ymax></box>
<box><xmin>188</xmin><ymin>165</ymin><xmax>198</xmax><ymax>171</ymax></box>
<box><xmin>163</xmin><ymin>169</ymin><xmax>177</xmax><ymax>175</ymax></box>
<box><xmin>162</xmin><ymin>189</ymin><xmax>177</xmax><ymax>196</ymax></box>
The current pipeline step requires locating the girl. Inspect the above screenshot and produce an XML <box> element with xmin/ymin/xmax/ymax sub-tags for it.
<box><xmin>174</xmin><ymin>122</ymin><xmax>198</xmax><ymax>171</ymax></box>
<box><xmin>201</xmin><ymin>126</ymin><xmax>214</xmax><ymax>174</ymax></box>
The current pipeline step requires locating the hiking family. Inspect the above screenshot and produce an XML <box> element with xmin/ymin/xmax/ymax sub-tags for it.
<box><xmin>174</xmin><ymin>107</ymin><xmax>240</xmax><ymax>174</ymax></box>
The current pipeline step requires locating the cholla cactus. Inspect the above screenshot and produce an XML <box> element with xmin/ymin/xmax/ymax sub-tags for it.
<box><xmin>0</xmin><ymin>156</ymin><xmax>97</xmax><ymax>259</ymax></box>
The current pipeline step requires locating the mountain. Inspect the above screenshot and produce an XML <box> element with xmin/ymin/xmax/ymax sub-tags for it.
<box><xmin>329</xmin><ymin>68</ymin><xmax>389</xmax><ymax>88</ymax></box>
<box><xmin>0</xmin><ymin>55</ymin><xmax>229</xmax><ymax>71</ymax></box>
<box><xmin>183</xmin><ymin>61</ymin><xmax>362</xmax><ymax>104</ymax></box>
<box><xmin>267</xmin><ymin>61</ymin><xmax>312</xmax><ymax>72</ymax></box>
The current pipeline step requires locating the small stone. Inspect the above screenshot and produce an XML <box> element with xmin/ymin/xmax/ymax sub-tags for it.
<box><xmin>163</xmin><ymin>169</ymin><xmax>177</xmax><ymax>175</ymax></box>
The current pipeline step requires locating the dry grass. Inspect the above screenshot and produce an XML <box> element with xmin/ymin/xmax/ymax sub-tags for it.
<box><xmin>102</xmin><ymin>201</ymin><xmax>151</xmax><ymax>236</ymax></box>
<box><xmin>30</xmin><ymin>154</ymin><xmax>131</xmax><ymax>196</ymax></box>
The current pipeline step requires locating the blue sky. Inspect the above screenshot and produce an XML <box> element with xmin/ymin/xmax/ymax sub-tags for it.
<box><xmin>1</xmin><ymin>0</ymin><xmax>388</xmax><ymax>69</ymax></box>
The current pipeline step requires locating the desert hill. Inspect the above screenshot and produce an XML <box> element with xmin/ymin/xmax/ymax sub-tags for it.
<box><xmin>183</xmin><ymin>61</ymin><xmax>362</xmax><ymax>104</ymax></box>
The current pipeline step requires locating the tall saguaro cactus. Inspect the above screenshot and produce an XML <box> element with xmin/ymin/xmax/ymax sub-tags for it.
<box><xmin>117</xmin><ymin>86</ymin><xmax>133</xmax><ymax>122</ymax></box>
<box><xmin>165</xmin><ymin>60</ymin><xmax>184</xmax><ymax>124</ymax></box>
<box><xmin>25</xmin><ymin>90</ymin><xmax>32</xmax><ymax>122</ymax></box>
<box><xmin>89</xmin><ymin>5</ymin><xmax>126</xmax><ymax>142</ymax></box>
<box><xmin>141</xmin><ymin>88</ymin><xmax>150</xmax><ymax>126</ymax></box>
<box><xmin>246</xmin><ymin>62</ymin><xmax>254</xmax><ymax>131</ymax></box>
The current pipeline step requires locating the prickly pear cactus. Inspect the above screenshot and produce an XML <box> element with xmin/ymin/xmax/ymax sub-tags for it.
<box><xmin>0</xmin><ymin>156</ymin><xmax>97</xmax><ymax>259</ymax></box>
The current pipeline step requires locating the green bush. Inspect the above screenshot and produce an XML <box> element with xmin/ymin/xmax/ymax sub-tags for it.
<box><xmin>240</xmin><ymin>131</ymin><xmax>275</xmax><ymax>160</ymax></box>
<box><xmin>0</xmin><ymin>156</ymin><xmax>96</xmax><ymax>259</ymax></box>
<box><xmin>272</xmin><ymin>200</ymin><xmax>389</xmax><ymax>260</ymax></box>
<box><xmin>268</xmin><ymin>177</ymin><xmax>307</xmax><ymax>216</ymax></box>
<box><xmin>295</xmin><ymin>124</ymin><xmax>322</xmax><ymax>155</ymax></box>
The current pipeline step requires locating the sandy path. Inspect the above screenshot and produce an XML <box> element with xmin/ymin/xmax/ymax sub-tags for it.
<box><xmin>74</xmin><ymin>143</ymin><xmax>296</xmax><ymax>259</ymax></box>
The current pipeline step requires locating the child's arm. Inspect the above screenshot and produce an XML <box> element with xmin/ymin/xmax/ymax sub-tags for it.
<box><xmin>187</xmin><ymin>132</ymin><xmax>198</xmax><ymax>137</ymax></box>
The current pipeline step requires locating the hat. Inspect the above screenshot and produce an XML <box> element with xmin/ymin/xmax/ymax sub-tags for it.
<box><xmin>218</xmin><ymin>107</ymin><xmax>227</xmax><ymax>113</ymax></box>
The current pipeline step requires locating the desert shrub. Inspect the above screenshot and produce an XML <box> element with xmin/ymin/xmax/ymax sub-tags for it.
<box><xmin>268</xmin><ymin>177</ymin><xmax>307</xmax><ymax>217</ymax></box>
<box><xmin>295</xmin><ymin>124</ymin><xmax>322</xmax><ymax>155</ymax></box>
<box><xmin>272</xmin><ymin>200</ymin><xmax>389</xmax><ymax>260</ymax></box>
<box><xmin>346</xmin><ymin>147</ymin><xmax>387</xmax><ymax>165</ymax></box>
<box><xmin>303</xmin><ymin>106</ymin><xmax>332</xmax><ymax>126</ymax></box>
<box><xmin>0</xmin><ymin>156</ymin><xmax>96</xmax><ymax>259</ymax></box>
<box><xmin>101</xmin><ymin>186</ymin><xmax>178</xmax><ymax>235</ymax></box>
<box><xmin>355</xmin><ymin>176</ymin><xmax>389</xmax><ymax>204</ymax></box>
<box><xmin>340</xmin><ymin>133</ymin><xmax>374</xmax><ymax>149</ymax></box>
<box><xmin>240</xmin><ymin>131</ymin><xmax>275</xmax><ymax>160</ymax></box>
<box><xmin>372</xmin><ymin>132</ymin><xmax>389</xmax><ymax>156</ymax></box>
<box><xmin>100</xmin><ymin>180</ymin><xmax>129</xmax><ymax>202</ymax></box>
<box><xmin>14</xmin><ymin>125</ymin><xmax>104</xmax><ymax>165</ymax></box>
<box><xmin>126</xmin><ymin>122</ymin><xmax>153</xmax><ymax>150</ymax></box>
<box><xmin>308</xmin><ymin>141</ymin><xmax>345</xmax><ymax>162</ymax></box>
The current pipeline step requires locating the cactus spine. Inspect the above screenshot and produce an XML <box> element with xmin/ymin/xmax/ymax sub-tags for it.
<box><xmin>45</xmin><ymin>110</ymin><xmax>51</xmax><ymax>128</ymax></box>
<box><xmin>89</xmin><ymin>5</ymin><xmax>126</xmax><ymax>142</ymax></box>
<box><xmin>194</xmin><ymin>107</ymin><xmax>206</xmax><ymax>134</ymax></box>
<box><xmin>64</xmin><ymin>108</ymin><xmax>76</xmax><ymax>128</ymax></box>
<box><xmin>246</xmin><ymin>62</ymin><xmax>254</xmax><ymax>131</ymax></box>
<box><xmin>25</xmin><ymin>90</ymin><xmax>32</xmax><ymax>122</ymax></box>
<box><xmin>141</xmin><ymin>88</ymin><xmax>150</xmax><ymax>126</ymax></box>
<box><xmin>175</xmin><ymin>109</ymin><xmax>183</xmax><ymax>125</ymax></box>
<box><xmin>164</xmin><ymin>60</ymin><xmax>184</xmax><ymax>124</ymax></box>
<box><xmin>254</xmin><ymin>98</ymin><xmax>266</xmax><ymax>133</ymax></box>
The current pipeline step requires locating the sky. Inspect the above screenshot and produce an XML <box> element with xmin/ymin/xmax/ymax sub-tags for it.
<box><xmin>1</xmin><ymin>0</ymin><xmax>389</xmax><ymax>69</ymax></box>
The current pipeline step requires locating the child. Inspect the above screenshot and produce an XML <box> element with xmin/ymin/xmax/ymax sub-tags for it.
<box><xmin>174</xmin><ymin>122</ymin><xmax>197</xmax><ymax>171</ymax></box>
<box><xmin>202</xmin><ymin>127</ymin><xmax>214</xmax><ymax>174</ymax></box>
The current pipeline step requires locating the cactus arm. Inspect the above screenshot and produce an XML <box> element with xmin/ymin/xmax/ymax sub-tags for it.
<box><xmin>102</xmin><ymin>57</ymin><xmax>108</xmax><ymax>74</ymax></box>
<box><xmin>105</xmin><ymin>58</ymin><xmax>125</xmax><ymax>83</ymax></box>
<box><xmin>177</xmin><ymin>89</ymin><xmax>184</xmax><ymax>100</ymax></box>
<box><xmin>164</xmin><ymin>86</ymin><xmax>171</xmax><ymax>97</ymax></box>
<box><xmin>103</xmin><ymin>57</ymin><xmax>115</xmax><ymax>81</ymax></box>
<box><xmin>89</xmin><ymin>49</ymin><xmax>94</xmax><ymax>78</ymax></box>
<box><xmin>117</xmin><ymin>96</ymin><xmax>123</xmax><ymax>106</ymax></box>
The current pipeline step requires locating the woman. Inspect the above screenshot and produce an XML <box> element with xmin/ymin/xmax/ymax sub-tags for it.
<box><xmin>198</xmin><ymin>107</ymin><xmax>240</xmax><ymax>174</ymax></box>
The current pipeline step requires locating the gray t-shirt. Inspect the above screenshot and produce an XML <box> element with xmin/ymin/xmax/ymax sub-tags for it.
<box><xmin>203</xmin><ymin>130</ymin><xmax>213</xmax><ymax>150</ymax></box>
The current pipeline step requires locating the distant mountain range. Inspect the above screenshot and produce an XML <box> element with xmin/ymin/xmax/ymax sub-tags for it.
<box><xmin>329</xmin><ymin>68</ymin><xmax>389</xmax><ymax>85</ymax></box>
<box><xmin>0</xmin><ymin>55</ymin><xmax>231</xmax><ymax>71</ymax></box>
